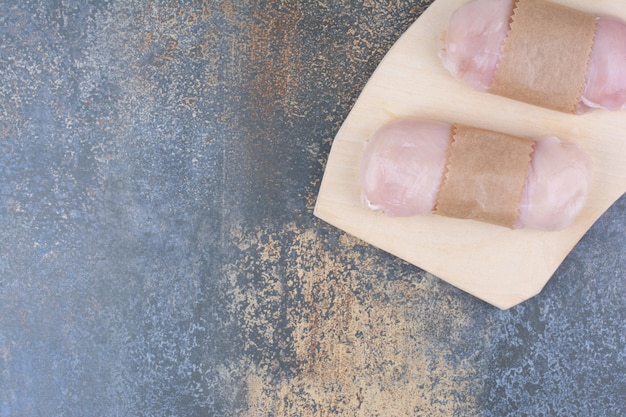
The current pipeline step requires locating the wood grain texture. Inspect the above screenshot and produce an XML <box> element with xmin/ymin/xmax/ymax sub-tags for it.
<box><xmin>315</xmin><ymin>0</ymin><xmax>626</xmax><ymax>309</ymax></box>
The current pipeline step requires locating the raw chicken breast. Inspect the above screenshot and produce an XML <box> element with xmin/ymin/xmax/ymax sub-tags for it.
<box><xmin>360</xmin><ymin>119</ymin><xmax>592</xmax><ymax>231</ymax></box>
<box><xmin>518</xmin><ymin>136</ymin><xmax>592</xmax><ymax>230</ymax></box>
<box><xmin>581</xmin><ymin>17</ymin><xmax>626</xmax><ymax>111</ymax></box>
<box><xmin>359</xmin><ymin>119</ymin><xmax>450</xmax><ymax>217</ymax></box>
<box><xmin>441</xmin><ymin>0</ymin><xmax>513</xmax><ymax>91</ymax></box>
<box><xmin>441</xmin><ymin>0</ymin><xmax>626</xmax><ymax>111</ymax></box>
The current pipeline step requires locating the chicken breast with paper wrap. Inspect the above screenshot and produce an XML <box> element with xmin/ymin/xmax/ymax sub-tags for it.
<box><xmin>440</xmin><ymin>0</ymin><xmax>626</xmax><ymax>113</ymax></box>
<box><xmin>360</xmin><ymin>119</ymin><xmax>592</xmax><ymax>231</ymax></box>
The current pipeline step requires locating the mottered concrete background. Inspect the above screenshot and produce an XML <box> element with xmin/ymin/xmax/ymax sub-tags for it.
<box><xmin>0</xmin><ymin>1</ymin><xmax>624</xmax><ymax>416</ymax></box>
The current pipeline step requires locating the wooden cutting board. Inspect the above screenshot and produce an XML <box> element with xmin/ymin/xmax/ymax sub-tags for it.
<box><xmin>314</xmin><ymin>0</ymin><xmax>626</xmax><ymax>309</ymax></box>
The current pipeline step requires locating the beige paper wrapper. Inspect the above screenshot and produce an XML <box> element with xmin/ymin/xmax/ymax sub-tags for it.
<box><xmin>435</xmin><ymin>125</ymin><xmax>533</xmax><ymax>228</ymax></box>
<box><xmin>489</xmin><ymin>0</ymin><xmax>597</xmax><ymax>113</ymax></box>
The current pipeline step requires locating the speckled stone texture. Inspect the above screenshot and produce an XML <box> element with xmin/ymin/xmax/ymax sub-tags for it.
<box><xmin>0</xmin><ymin>1</ymin><xmax>624</xmax><ymax>416</ymax></box>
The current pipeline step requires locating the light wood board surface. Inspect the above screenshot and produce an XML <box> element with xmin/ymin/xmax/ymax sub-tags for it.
<box><xmin>314</xmin><ymin>0</ymin><xmax>626</xmax><ymax>309</ymax></box>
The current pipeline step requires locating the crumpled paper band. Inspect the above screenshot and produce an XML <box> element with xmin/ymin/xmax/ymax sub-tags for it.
<box><xmin>435</xmin><ymin>125</ymin><xmax>534</xmax><ymax>228</ymax></box>
<box><xmin>489</xmin><ymin>0</ymin><xmax>597</xmax><ymax>113</ymax></box>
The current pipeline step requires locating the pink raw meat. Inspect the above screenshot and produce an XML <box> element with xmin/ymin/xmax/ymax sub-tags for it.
<box><xmin>518</xmin><ymin>136</ymin><xmax>592</xmax><ymax>230</ymax></box>
<box><xmin>441</xmin><ymin>0</ymin><xmax>513</xmax><ymax>91</ymax></box>
<box><xmin>360</xmin><ymin>119</ymin><xmax>592</xmax><ymax>231</ymax></box>
<box><xmin>441</xmin><ymin>0</ymin><xmax>626</xmax><ymax>112</ymax></box>
<box><xmin>581</xmin><ymin>17</ymin><xmax>626</xmax><ymax>111</ymax></box>
<box><xmin>360</xmin><ymin>119</ymin><xmax>451</xmax><ymax>217</ymax></box>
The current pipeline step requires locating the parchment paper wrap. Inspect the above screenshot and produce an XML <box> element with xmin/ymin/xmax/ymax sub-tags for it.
<box><xmin>435</xmin><ymin>125</ymin><xmax>533</xmax><ymax>228</ymax></box>
<box><xmin>489</xmin><ymin>0</ymin><xmax>597</xmax><ymax>113</ymax></box>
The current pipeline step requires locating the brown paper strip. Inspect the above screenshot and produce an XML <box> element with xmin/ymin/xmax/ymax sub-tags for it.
<box><xmin>435</xmin><ymin>125</ymin><xmax>533</xmax><ymax>228</ymax></box>
<box><xmin>489</xmin><ymin>0</ymin><xmax>597</xmax><ymax>113</ymax></box>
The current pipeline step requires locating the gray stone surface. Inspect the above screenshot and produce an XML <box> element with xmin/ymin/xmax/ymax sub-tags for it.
<box><xmin>0</xmin><ymin>1</ymin><xmax>624</xmax><ymax>416</ymax></box>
